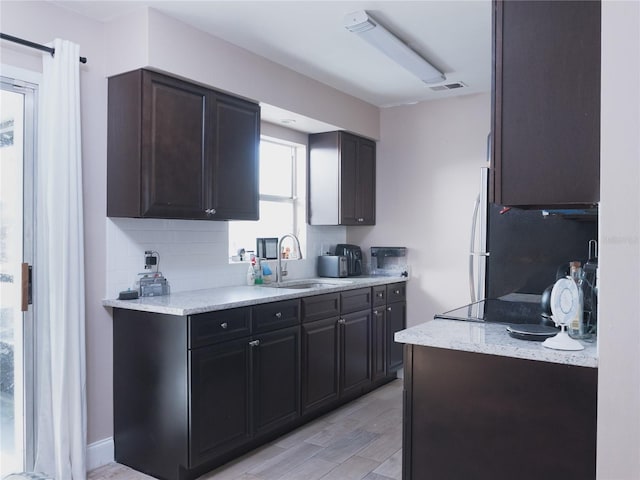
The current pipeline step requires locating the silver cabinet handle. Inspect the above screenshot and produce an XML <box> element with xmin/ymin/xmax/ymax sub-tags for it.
<box><xmin>338</xmin><ymin>318</ymin><xmax>346</xmax><ymax>325</ymax></box>
<box><xmin>249</xmin><ymin>340</ymin><xmax>260</xmax><ymax>347</ymax></box>
<box><xmin>387</xmin><ymin>307</ymin><xmax>392</xmax><ymax>312</ymax></box>
<box><xmin>357</xmin><ymin>218</ymin><xmax>364</xmax><ymax>222</ymax></box>
<box><xmin>275</xmin><ymin>312</ymin><xmax>282</xmax><ymax>319</ymax></box>
<box><xmin>205</xmin><ymin>208</ymin><xmax>217</xmax><ymax>215</ymax></box>
<box><xmin>377</xmin><ymin>292</ymin><xmax>384</xmax><ymax>298</ymax></box>
<box><xmin>220</xmin><ymin>322</ymin><xmax>228</xmax><ymax>329</ymax></box>
<box><xmin>394</xmin><ymin>289</ymin><xmax>401</xmax><ymax>295</ymax></box>
<box><xmin>373</xmin><ymin>310</ymin><xmax>378</xmax><ymax>315</ymax></box>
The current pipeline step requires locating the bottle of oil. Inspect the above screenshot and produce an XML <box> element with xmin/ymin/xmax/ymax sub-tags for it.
<box><xmin>568</xmin><ymin>261</ymin><xmax>585</xmax><ymax>338</ymax></box>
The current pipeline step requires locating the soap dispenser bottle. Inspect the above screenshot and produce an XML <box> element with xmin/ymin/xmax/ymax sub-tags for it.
<box><xmin>246</xmin><ymin>263</ymin><xmax>255</xmax><ymax>286</ymax></box>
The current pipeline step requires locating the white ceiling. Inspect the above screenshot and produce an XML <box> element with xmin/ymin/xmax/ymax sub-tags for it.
<box><xmin>49</xmin><ymin>0</ymin><xmax>492</xmax><ymax>109</ymax></box>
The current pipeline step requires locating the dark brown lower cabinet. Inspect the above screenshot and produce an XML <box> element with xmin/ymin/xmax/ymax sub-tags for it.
<box><xmin>114</xmin><ymin>308</ymin><xmax>300</xmax><ymax>480</ymax></box>
<box><xmin>340</xmin><ymin>310</ymin><xmax>372</xmax><ymax>397</ymax></box>
<box><xmin>190</xmin><ymin>325</ymin><xmax>300</xmax><ymax>467</ymax></box>
<box><xmin>386</xmin><ymin>301</ymin><xmax>406</xmax><ymax>373</ymax></box>
<box><xmin>301</xmin><ymin>316</ymin><xmax>340</xmax><ymax>413</ymax></box>
<box><xmin>403</xmin><ymin>344</ymin><xmax>598</xmax><ymax>480</ymax></box>
<box><xmin>190</xmin><ymin>338</ymin><xmax>251</xmax><ymax>467</ymax></box>
<box><xmin>302</xmin><ymin>308</ymin><xmax>374</xmax><ymax>414</ymax></box>
<box><xmin>252</xmin><ymin>326</ymin><xmax>300</xmax><ymax>435</ymax></box>
<box><xmin>113</xmin><ymin>284</ymin><xmax>405</xmax><ymax>480</ymax></box>
<box><xmin>371</xmin><ymin>307</ymin><xmax>387</xmax><ymax>381</ymax></box>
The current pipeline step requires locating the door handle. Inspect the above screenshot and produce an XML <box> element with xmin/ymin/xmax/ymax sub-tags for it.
<box><xmin>21</xmin><ymin>263</ymin><xmax>32</xmax><ymax>312</ymax></box>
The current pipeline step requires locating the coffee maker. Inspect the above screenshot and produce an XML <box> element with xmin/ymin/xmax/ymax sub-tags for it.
<box><xmin>334</xmin><ymin>244</ymin><xmax>363</xmax><ymax>276</ymax></box>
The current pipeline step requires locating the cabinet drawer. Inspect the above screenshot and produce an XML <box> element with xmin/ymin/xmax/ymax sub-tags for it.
<box><xmin>386</xmin><ymin>283</ymin><xmax>406</xmax><ymax>303</ymax></box>
<box><xmin>340</xmin><ymin>288</ymin><xmax>372</xmax><ymax>314</ymax></box>
<box><xmin>252</xmin><ymin>299</ymin><xmax>300</xmax><ymax>333</ymax></box>
<box><xmin>189</xmin><ymin>307</ymin><xmax>251</xmax><ymax>349</ymax></box>
<box><xmin>372</xmin><ymin>285</ymin><xmax>386</xmax><ymax>307</ymax></box>
<box><xmin>301</xmin><ymin>293</ymin><xmax>340</xmax><ymax>323</ymax></box>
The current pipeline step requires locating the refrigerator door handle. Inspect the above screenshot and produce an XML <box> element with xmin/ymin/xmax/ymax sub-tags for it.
<box><xmin>469</xmin><ymin>194</ymin><xmax>480</xmax><ymax>303</ymax></box>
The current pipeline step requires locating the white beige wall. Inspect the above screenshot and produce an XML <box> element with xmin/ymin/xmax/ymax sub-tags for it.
<box><xmin>597</xmin><ymin>2</ymin><xmax>640</xmax><ymax>478</ymax></box>
<box><xmin>348</xmin><ymin>93</ymin><xmax>491</xmax><ymax>327</ymax></box>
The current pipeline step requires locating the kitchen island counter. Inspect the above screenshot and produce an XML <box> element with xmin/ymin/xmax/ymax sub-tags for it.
<box><xmin>399</xmin><ymin>318</ymin><xmax>598</xmax><ymax>480</ymax></box>
<box><xmin>395</xmin><ymin>318</ymin><xmax>597</xmax><ymax>368</ymax></box>
<box><xmin>103</xmin><ymin>276</ymin><xmax>406</xmax><ymax>316</ymax></box>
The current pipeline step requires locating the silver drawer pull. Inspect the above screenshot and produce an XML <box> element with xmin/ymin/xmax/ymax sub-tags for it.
<box><xmin>220</xmin><ymin>322</ymin><xmax>228</xmax><ymax>329</ymax></box>
<box><xmin>357</xmin><ymin>218</ymin><xmax>364</xmax><ymax>222</ymax></box>
<box><xmin>387</xmin><ymin>307</ymin><xmax>392</xmax><ymax>312</ymax></box>
<box><xmin>394</xmin><ymin>289</ymin><xmax>401</xmax><ymax>295</ymax></box>
<box><xmin>275</xmin><ymin>312</ymin><xmax>282</xmax><ymax>319</ymax></box>
<box><xmin>373</xmin><ymin>310</ymin><xmax>378</xmax><ymax>315</ymax></box>
<box><xmin>338</xmin><ymin>318</ymin><xmax>346</xmax><ymax>325</ymax></box>
<box><xmin>249</xmin><ymin>340</ymin><xmax>260</xmax><ymax>347</ymax></box>
<box><xmin>377</xmin><ymin>292</ymin><xmax>384</xmax><ymax>298</ymax></box>
<box><xmin>205</xmin><ymin>208</ymin><xmax>217</xmax><ymax>215</ymax></box>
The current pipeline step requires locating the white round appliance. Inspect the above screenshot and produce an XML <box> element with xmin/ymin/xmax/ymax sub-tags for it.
<box><xmin>542</xmin><ymin>277</ymin><xmax>584</xmax><ymax>351</ymax></box>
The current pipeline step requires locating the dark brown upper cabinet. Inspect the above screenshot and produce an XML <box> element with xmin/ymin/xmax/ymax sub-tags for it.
<box><xmin>107</xmin><ymin>69</ymin><xmax>260</xmax><ymax>220</ymax></box>
<box><xmin>491</xmin><ymin>1</ymin><xmax>601</xmax><ymax>208</ymax></box>
<box><xmin>308</xmin><ymin>131</ymin><xmax>376</xmax><ymax>225</ymax></box>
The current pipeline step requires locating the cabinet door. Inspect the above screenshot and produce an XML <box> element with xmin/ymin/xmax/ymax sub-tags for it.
<box><xmin>210</xmin><ymin>93</ymin><xmax>260</xmax><ymax>220</ymax></box>
<box><xmin>386</xmin><ymin>302</ymin><xmax>406</xmax><ymax>373</ymax></box>
<box><xmin>301</xmin><ymin>317</ymin><xmax>340</xmax><ymax>413</ymax></box>
<box><xmin>252</xmin><ymin>326</ymin><xmax>300</xmax><ymax>436</ymax></box>
<box><xmin>355</xmin><ymin>137</ymin><xmax>376</xmax><ymax>225</ymax></box>
<box><xmin>492</xmin><ymin>0</ymin><xmax>600</xmax><ymax>207</ymax></box>
<box><xmin>340</xmin><ymin>310</ymin><xmax>372</xmax><ymax>397</ymax></box>
<box><xmin>141</xmin><ymin>70</ymin><xmax>212</xmax><ymax>219</ymax></box>
<box><xmin>339</xmin><ymin>133</ymin><xmax>359</xmax><ymax>225</ymax></box>
<box><xmin>190</xmin><ymin>338</ymin><xmax>251</xmax><ymax>467</ymax></box>
<box><xmin>340</xmin><ymin>133</ymin><xmax>376</xmax><ymax>225</ymax></box>
<box><xmin>371</xmin><ymin>307</ymin><xmax>387</xmax><ymax>381</ymax></box>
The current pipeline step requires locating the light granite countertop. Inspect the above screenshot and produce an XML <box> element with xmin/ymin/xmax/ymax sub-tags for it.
<box><xmin>103</xmin><ymin>276</ymin><xmax>406</xmax><ymax>316</ymax></box>
<box><xmin>395</xmin><ymin>318</ymin><xmax>598</xmax><ymax>368</ymax></box>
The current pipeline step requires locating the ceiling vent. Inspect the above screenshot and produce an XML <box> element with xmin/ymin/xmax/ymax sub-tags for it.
<box><xmin>429</xmin><ymin>81</ymin><xmax>467</xmax><ymax>92</ymax></box>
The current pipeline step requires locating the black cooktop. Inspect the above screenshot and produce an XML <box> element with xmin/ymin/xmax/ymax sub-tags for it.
<box><xmin>435</xmin><ymin>297</ymin><xmax>549</xmax><ymax>325</ymax></box>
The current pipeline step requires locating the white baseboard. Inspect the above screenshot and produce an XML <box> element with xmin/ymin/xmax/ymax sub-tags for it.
<box><xmin>86</xmin><ymin>437</ymin><xmax>114</xmax><ymax>472</ymax></box>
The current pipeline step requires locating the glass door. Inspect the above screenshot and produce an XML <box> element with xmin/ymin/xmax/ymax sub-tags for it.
<box><xmin>0</xmin><ymin>75</ymin><xmax>36</xmax><ymax>475</ymax></box>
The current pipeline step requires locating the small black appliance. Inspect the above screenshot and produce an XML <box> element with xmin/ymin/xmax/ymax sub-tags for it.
<box><xmin>334</xmin><ymin>244</ymin><xmax>362</xmax><ymax>276</ymax></box>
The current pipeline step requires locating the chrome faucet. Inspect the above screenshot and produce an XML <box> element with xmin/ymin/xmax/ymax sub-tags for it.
<box><xmin>277</xmin><ymin>234</ymin><xmax>302</xmax><ymax>284</ymax></box>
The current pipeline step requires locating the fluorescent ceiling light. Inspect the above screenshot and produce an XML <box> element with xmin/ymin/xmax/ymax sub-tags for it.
<box><xmin>344</xmin><ymin>10</ymin><xmax>446</xmax><ymax>85</ymax></box>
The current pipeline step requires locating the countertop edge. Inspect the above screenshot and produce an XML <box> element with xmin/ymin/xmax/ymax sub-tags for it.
<box><xmin>395</xmin><ymin>318</ymin><xmax>598</xmax><ymax>368</ymax></box>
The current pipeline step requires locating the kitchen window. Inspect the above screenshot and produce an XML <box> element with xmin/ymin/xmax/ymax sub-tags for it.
<box><xmin>228</xmin><ymin>137</ymin><xmax>305</xmax><ymax>261</ymax></box>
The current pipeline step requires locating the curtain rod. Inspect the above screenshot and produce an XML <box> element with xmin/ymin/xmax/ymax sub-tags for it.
<box><xmin>1</xmin><ymin>33</ymin><xmax>88</xmax><ymax>64</ymax></box>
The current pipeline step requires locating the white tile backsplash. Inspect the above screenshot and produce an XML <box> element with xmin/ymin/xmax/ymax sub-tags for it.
<box><xmin>105</xmin><ymin>218</ymin><xmax>346</xmax><ymax>298</ymax></box>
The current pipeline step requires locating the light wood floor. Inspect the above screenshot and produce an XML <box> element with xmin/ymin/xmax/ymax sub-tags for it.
<box><xmin>89</xmin><ymin>379</ymin><xmax>403</xmax><ymax>480</ymax></box>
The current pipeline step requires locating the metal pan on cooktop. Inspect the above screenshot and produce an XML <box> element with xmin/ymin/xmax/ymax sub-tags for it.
<box><xmin>506</xmin><ymin>324</ymin><xmax>559</xmax><ymax>341</ymax></box>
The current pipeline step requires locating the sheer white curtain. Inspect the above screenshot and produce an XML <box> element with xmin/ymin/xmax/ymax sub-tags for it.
<box><xmin>34</xmin><ymin>38</ymin><xmax>87</xmax><ymax>479</ymax></box>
